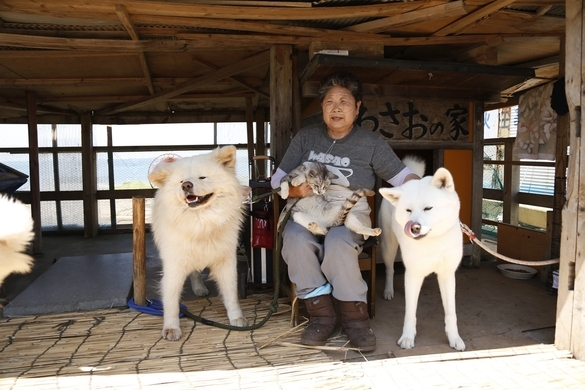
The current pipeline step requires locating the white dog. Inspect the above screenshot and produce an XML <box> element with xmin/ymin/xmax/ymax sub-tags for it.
<box><xmin>378</xmin><ymin>157</ymin><xmax>465</xmax><ymax>351</ymax></box>
<box><xmin>148</xmin><ymin>146</ymin><xmax>248</xmax><ymax>341</ymax></box>
<box><xmin>0</xmin><ymin>194</ymin><xmax>34</xmax><ymax>287</ymax></box>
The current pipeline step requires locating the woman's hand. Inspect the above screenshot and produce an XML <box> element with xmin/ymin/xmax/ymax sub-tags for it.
<box><xmin>287</xmin><ymin>182</ymin><xmax>313</xmax><ymax>198</ymax></box>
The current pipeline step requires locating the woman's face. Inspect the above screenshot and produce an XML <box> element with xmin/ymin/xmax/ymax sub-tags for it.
<box><xmin>321</xmin><ymin>86</ymin><xmax>361</xmax><ymax>134</ymax></box>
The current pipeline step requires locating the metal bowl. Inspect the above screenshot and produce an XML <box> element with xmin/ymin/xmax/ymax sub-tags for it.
<box><xmin>497</xmin><ymin>264</ymin><xmax>538</xmax><ymax>280</ymax></box>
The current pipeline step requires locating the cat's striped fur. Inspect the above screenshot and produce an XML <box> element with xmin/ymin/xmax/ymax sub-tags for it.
<box><xmin>280</xmin><ymin>162</ymin><xmax>381</xmax><ymax>237</ymax></box>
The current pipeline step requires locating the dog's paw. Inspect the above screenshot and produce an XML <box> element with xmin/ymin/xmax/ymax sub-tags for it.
<box><xmin>397</xmin><ymin>335</ymin><xmax>415</xmax><ymax>349</ymax></box>
<box><xmin>192</xmin><ymin>285</ymin><xmax>209</xmax><ymax>297</ymax></box>
<box><xmin>229</xmin><ymin>317</ymin><xmax>249</xmax><ymax>327</ymax></box>
<box><xmin>383</xmin><ymin>289</ymin><xmax>394</xmax><ymax>300</ymax></box>
<box><xmin>449</xmin><ymin>336</ymin><xmax>466</xmax><ymax>351</ymax></box>
<box><xmin>162</xmin><ymin>327</ymin><xmax>182</xmax><ymax>341</ymax></box>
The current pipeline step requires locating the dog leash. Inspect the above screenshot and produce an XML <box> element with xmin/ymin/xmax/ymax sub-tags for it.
<box><xmin>245</xmin><ymin>186</ymin><xmax>281</xmax><ymax>204</ymax></box>
<box><xmin>460</xmin><ymin>222</ymin><xmax>560</xmax><ymax>266</ymax></box>
<box><xmin>178</xmin><ymin>198</ymin><xmax>299</xmax><ymax>331</ymax></box>
<box><xmin>130</xmin><ymin>196</ymin><xmax>298</xmax><ymax>332</ymax></box>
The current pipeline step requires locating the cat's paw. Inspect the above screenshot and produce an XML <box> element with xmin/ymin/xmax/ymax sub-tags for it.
<box><xmin>308</xmin><ymin>222</ymin><xmax>327</xmax><ymax>235</ymax></box>
<box><xmin>280</xmin><ymin>182</ymin><xmax>290</xmax><ymax>199</ymax></box>
<box><xmin>370</xmin><ymin>228</ymin><xmax>382</xmax><ymax>236</ymax></box>
<box><xmin>290</xmin><ymin>175</ymin><xmax>305</xmax><ymax>187</ymax></box>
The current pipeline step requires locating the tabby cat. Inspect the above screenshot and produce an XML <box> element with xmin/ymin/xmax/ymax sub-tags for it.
<box><xmin>280</xmin><ymin>162</ymin><xmax>381</xmax><ymax>237</ymax></box>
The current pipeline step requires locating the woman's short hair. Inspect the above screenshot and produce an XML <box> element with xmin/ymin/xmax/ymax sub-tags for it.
<box><xmin>318</xmin><ymin>71</ymin><xmax>363</xmax><ymax>103</ymax></box>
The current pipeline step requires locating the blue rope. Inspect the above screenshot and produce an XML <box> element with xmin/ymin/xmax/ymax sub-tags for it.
<box><xmin>127</xmin><ymin>298</ymin><xmax>186</xmax><ymax>318</ymax></box>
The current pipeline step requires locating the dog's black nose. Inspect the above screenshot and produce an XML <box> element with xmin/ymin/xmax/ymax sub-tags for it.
<box><xmin>182</xmin><ymin>181</ymin><xmax>193</xmax><ymax>192</ymax></box>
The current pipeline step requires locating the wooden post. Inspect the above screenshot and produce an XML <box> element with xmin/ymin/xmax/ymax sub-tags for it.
<box><xmin>502</xmin><ymin>137</ymin><xmax>520</xmax><ymax>225</ymax></box>
<box><xmin>555</xmin><ymin>0</ymin><xmax>585</xmax><ymax>360</ymax></box>
<box><xmin>552</xmin><ymin>37</ymin><xmax>567</xmax><ymax>259</ymax></box>
<box><xmin>246</xmin><ymin>96</ymin><xmax>255</xmax><ymax>162</ymax></box>
<box><xmin>132</xmin><ymin>196</ymin><xmax>147</xmax><ymax>306</ymax></box>
<box><xmin>81</xmin><ymin>112</ymin><xmax>98</xmax><ymax>237</ymax></box>
<box><xmin>26</xmin><ymin>91</ymin><xmax>42</xmax><ymax>254</ymax></box>
<box><xmin>471</xmin><ymin>101</ymin><xmax>484</xmax><ymax>267</ymax></box>
<box><xmin>270</xmin><ymin>45</ymin><xmax>293</xmax><ymax>166</ymax></box>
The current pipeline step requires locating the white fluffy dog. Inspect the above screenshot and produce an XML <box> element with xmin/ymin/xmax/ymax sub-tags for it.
<box><xmin>148</xmin><ymin>146</ymin><xmax>248</xmax><ymax>341</ymax></box>
<box><xmin>378</xmin><ymin>157</ymin><xmax>465</xmax><ymax>351</ymax></box>
<box><xmin>0</xmin><ymin>194</ymin><xmax>34</xmax><ymax>287</ymax></box>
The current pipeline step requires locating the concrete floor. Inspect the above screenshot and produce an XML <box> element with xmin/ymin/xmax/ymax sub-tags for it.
<box><xmin>0</xmin><ymin>232</ymin><xmax>558</xmax><ymax>362</ymax></box>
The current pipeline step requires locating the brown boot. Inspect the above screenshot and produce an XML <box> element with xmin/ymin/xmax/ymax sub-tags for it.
<box><xmin>301</xmin><ymin>294</ymin><xmax>338</xmax><ymax>346</ymax></box>
<box><xmin>337</xmin><ymin>300</ymin><xmax>376</xmax><ymax>352</ymax></box>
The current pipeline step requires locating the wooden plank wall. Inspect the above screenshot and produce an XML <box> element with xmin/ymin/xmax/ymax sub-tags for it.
<box><xmin>555</xmin><ymin>0</ymin><xmax>585</xmax><ymax>360</ymax></box>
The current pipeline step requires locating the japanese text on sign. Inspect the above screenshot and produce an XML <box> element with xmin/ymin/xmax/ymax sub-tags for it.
<box><xmin>356</xmin><ymin>99</ymin><xmax>470</xmax><ymax>142</ymax></box>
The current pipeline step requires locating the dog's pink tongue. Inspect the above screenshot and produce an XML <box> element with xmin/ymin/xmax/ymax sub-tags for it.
<box><xmin>404</xmin><ymin>220</ymin><xmax>420</xmax><ymax>238</ymax></box>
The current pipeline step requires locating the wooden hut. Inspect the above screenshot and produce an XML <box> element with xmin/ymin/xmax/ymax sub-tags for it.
<box><xmin>0</xmin><ymin>0</ymin><xmax>582</xmax><ymax>360</ymax></box>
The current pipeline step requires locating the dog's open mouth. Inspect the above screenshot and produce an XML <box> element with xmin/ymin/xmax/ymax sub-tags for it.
<box><xmin>185</xmin><ymin>193</ymin><xmax>213</xmax><ymax>207</ymax></box>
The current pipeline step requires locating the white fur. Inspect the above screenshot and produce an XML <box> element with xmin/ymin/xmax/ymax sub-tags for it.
<box><xmin>149</xmin><ymin>146</ymin><xmax>248</xmax><ymax>341</ymax></box>
<box><xmin>378</xmin><ymin>157</ymin><xmax>465</xmax><ymax>351</ymax></box>
<box><xmin>0</xmin><ymin>194</ymin><xmax>34</xmax><ymax>287</ymax></box>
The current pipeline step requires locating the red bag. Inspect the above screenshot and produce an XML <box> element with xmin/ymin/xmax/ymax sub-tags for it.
<box><xmin>252</xmin><ymin>208</ymin><xmax>274</xmax><ymax>249</ymax></box>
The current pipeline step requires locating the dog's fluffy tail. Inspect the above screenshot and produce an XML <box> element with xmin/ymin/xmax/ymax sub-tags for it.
<box><xmin>402</xmin><ymin>155</ymin><xmax>426</xmax><ymax>178</ymax></box>
<box><xmin>0</xmin><ymin>195</ymin><xmax>34</xmax><ymax>286</ymax></box>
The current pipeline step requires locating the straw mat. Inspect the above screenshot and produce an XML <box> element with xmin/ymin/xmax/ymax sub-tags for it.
<box><xmin>0</xmin><ymin>294</ymin><xmax>345</xmax><ymax>389</ymax></box>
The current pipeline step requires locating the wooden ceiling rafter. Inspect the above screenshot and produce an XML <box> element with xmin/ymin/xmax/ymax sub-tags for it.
<box><xmin>0</xmin><ymin>0</ymin><xmax>566</xmax><ymax>120</ymax></box>
<box><xmin>96</xmin><ymin>50</ymin><xmax>271</xmax><ymax>115</ymax></box>
<box><xmin>115</xmin><ymin>3</ymin><xmax>155</xmax><ymax>95</ymax></box>
<box><xmin>432</xmin><ymin>0</ymin><xmax>519</xmax><ymax>36</ymax></box>
<box><xmin>0</xmin><ymin>0</ymin><xmax>443</xmax><ymax>22</ymax></box>
<box><xmin>190</xmin><ymin>55</ymin><xmax>269</xmax><ymax>99</ymax></box>
<box><xmin>4</xmin><ymin>30</ymin><xmax>555</xmax><ymax>52</ymax></box>
<box><xmin>343</xmin><ymin>1</ymin><xmax>468</xmax><ymax>34</ymax></box>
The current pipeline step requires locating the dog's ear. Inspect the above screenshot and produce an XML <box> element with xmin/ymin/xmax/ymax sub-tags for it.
<box><xmin>431</xmin><ymin>168</ymin><xmax>456</xmax><ymax>192</ymax></box>
<box><xmin>379</xmin><ymin>187</ymin><xmax>402</xmax><ymax>206</ymax></box>
<box><xmin>215</xmin><ymin>145</ymin><xmax>237</xmax><ymax>169</ymax></box>
<box><xmin>148</xmin><ymin>161</ymin><xmax>173</xmax><ymax>187</ymax></box>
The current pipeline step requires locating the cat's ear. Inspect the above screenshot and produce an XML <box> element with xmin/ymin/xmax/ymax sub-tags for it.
<box><xmin>327</xmin><ymin>171</ymin><xmax>339</xmax><ymax>180</ymax></box>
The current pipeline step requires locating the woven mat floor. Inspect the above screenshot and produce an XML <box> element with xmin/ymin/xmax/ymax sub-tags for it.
<box><xmin>0</xmin><ymin>294</ymin><xmax>344</xmax><ymax>389</ymax></box>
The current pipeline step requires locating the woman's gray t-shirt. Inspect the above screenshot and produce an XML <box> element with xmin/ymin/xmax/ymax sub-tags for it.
<box><xmin>277</xmin><ymin>123</ymin><xmax>405</xmax><ymax>190</ymax></box>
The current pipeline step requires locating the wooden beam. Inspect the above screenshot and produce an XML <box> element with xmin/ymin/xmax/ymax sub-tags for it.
<box><xmin>26</xmin><ymin>91</ymin><xmax>42</xmax><ymax>254</ymax></box>
<box><xmin>270</xmin><ymin>45</ymin><xmax>293</xmax><ymax>166</ymax></box>
<box><xmin>81</xmin><ymin>112</ymin><xmax>98</xmax><ymax>238</ymax></box>
<box><xmin>0</xmin><ymin>100</ymin><xmax>77</xmax><ymax>115</ymax></box>
<box><xmin>245</xmin><ymin>96</ymin><xmax>254</xmax><ymax>162</ymax></box>
<box><xmin>456</xmin><ymin>44</ymin><xmax>498</xmax><ymax>65</ymax></box>
<box><xmin>131</xmin><ymin>13</ymin><xmax>395</xmax><ymax>40</ymax></box>
<box><xmin>0</xmin><ymin>0</ymin><xmax>441</xmax><ymax>21</ymax></box>
<box><xmin>555</xmin><ymin>0</ymin><xmax>585</xmax><ymax>360</ymax></box>
<box><xmin>175</xmin><ymin>32</ymin><xmax>503</xmax><ymax>48</ymax></box>
<box><xmin>536</xmin><ymin>5</ymin><xmax>553</xmax><ymax>16</ymax></box>
<box><xmin>432</xmin><ymin>0</ymin><xmax>518</xmax><ymax>37</ymax></box>
<box><xmin>115</xmin><ymin>4</ymin><xmax>155</xmax><ymax>95</ymax></box>
<box><xmin>551</xmin><ymin>38</ymin><xmax>566</xmax><ymax>259</ymax></box>
<box><xmin>97</xmin><ymin>50</ymin><xmax>270</xmax><ymax>115</ymax></box>
<box><xmin>191</xmin><ymin>55</ymin><xmax>269</xmax><ymax>98</ymax></box>
<box><xmin>11</xmin><ymin>92</ymin><xmax>256</xmax><ymax>104</ymax></box>
<box><xmin>0</xmin><ymin>32</ymin><xmax>190</xmax><ymax>52</ymax></box>
<box><xmin>344</xmin><ymin>1</ymin><xmax>467</xmax><ymax>33</ymax></box>
<box><xmin>0</xmin><ymin>31</ymin><xmax>555</xmax><ymax>53</ymax></box>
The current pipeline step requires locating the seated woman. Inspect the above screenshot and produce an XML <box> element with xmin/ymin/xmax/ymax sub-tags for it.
<box><xmin>271</xmin><ymin>71</ymin><xmax>418</xmax><ymax>351</ymax></box>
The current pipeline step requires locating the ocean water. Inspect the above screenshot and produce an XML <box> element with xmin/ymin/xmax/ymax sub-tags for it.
<box><xmin>1</xmin><ymin>150</ymin><xmax>253</xmax><ymax>192</ymax></box>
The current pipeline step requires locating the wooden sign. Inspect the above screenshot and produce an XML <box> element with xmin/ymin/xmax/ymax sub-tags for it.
<box><xmin>357</xmin><ymin>98</ymin><xmax>470</xmax><ymax>142</ymax></box>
